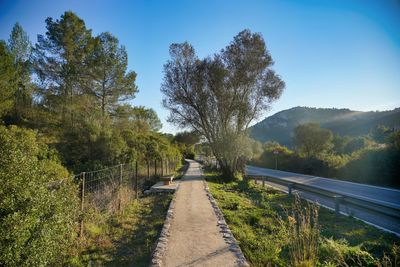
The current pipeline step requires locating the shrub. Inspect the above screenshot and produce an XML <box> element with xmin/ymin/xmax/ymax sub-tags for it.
<box><xmin>286</xmin><ymin>195</ymin><xmax>320</xmax><ymax>267</ymax></box>
<box><xmin>252</xmin><ymin>140</ymin><xmax>400</xmax><ymax>187</ymax></box>
<box><xmin>0</xmin><ymin>125</ymin><xmax>79</xmax><ymax>266</ymax></box>
<box><xmin>319</xmin><ymin>238</ymin><xmax>376</xmax><ymax>267</ymax></box>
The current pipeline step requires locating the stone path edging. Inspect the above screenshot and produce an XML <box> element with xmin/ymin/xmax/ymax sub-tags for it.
<box><xmin>150</xmin><ymin>183</ymin><xmax>180</xmax><ymax>267</ymax></box>
<box><xmin>150</xmin><ymin>162</ymin><xmax>249</xmax><ymax>267</ymax></box>
<box><xmin>203</xmin><ymin>180</ymin><xmax>249</xmax><ymax>267</ymax></box>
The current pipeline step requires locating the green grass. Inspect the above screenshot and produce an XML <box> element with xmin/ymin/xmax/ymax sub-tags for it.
<box><xmin>69</xmin><ymin>194</ymin><xmax>172</xmax><ymax>266</ymax></box>
<box><xmin>205</xmin><ymin>171</ymin><xmax>399</xmax><ymax>267</ymax></box>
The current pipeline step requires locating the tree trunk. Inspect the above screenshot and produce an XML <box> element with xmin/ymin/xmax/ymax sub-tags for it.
<box><xmin>217</xmin><ymin>158</ymin><xmax>235</xmax><ymax>182</ymax></box>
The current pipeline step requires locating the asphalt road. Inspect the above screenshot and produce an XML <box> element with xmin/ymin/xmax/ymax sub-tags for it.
<box><xmin>246</xmin><ymin>165</ymin><xmax>400</xmax><ymax>235</ymax></box>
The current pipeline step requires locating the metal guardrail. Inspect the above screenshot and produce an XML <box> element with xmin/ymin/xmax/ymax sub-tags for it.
<box><xmin>246</xmin><ymin>175</ymin><xmax>400</xmax><ymax>219</ymax></box>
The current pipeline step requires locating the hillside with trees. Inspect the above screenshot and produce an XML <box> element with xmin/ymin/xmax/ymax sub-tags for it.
<box><xmin>250</xmin><ymin>121</ymin><xmax>400</xmax><ymax>187</ymax></box>
<box><xmin>250</xmin><ymin>106</ymin><xmax>400</xmax><ymax>146</ymax></box>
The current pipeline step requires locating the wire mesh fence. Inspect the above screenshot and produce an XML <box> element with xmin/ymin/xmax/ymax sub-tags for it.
<box><xmin>64</xmin><ymin>157</ymin><xmax>181</xmax><ymax>237</ymax></box>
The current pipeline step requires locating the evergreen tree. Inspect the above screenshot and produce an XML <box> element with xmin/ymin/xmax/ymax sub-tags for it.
<box><xmin>33</xmin><ymin>11</ymin><xmax>92</xmax><ymax>127</ymax></box>
<box><xmin>85</xmin><ymin>32</ymin><xmax>137</xmax><ymax>119</ymax></box>
<box><xmin>6</xmin><ymin>23</ymin><xmax>32</xmax><ymax>124</ymax></box>
<box><xmin>0</xmin><ymin>41</ymin><xmax>16</xmax><ymax>119</ymax></box>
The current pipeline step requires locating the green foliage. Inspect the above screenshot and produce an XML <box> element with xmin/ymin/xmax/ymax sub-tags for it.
<box><xmin>286</xmin><ymin>196</ymin><xmax>320</xmax><ymax>267</ymax></box>
<box><xmin>387</xmin><ymin>130</ymin><xmax>400</xmax><ymax>150</ymax></box>
<box><xmin>172</xmin><ymin>131</ymin><xmax>201</xmax><ymax>159</ymax></box>
<box><xmin>338</xmin><ymin>147</ymin><xmax>400</xmax><ymax>187</ymax></box>
<box><xmin>205</xmin><ymin>172</ymin><xmax>399</xmax><ymax>266</ymax></box>
<box><xmin>253</xmin><ymin>140</ymin><xmax>400</xmax><ymax>187</ymax></box>
<box><xmin>0</xmin><ymin>41</ymin><xmax>16</xmax><ymax>118</ymax></box>
<box><xmin>114</xmin><ymin>104</ymin><xmax>162</xmax><ymax>132</ymax></box>
<box><xmin>85</xmin><ymin>32</ymin><xmax>138</xmax><ymax>117</ymax></box>
<box><xmin>332</xmin><ymin>134</ymin><xmax>350</xmax><ymax>155</ymax></box>
<box><xmin>161</xmin><ymin>29</ymin><xmax>284</xmax><ymax>179</ymax></box>
<box><xmin>252</xmin><ymin>123</ymin><xmax>400</xmax><ymax>187</ymax></box>
<box><xmin>5</xmin><ymin>22</ymin><xmax>33</xmax><ymax>125</ymax></box>
<box><xmin>206</xmin><ymin>177</ymin><xmax>288</xmax><ymax>266</ymax></box>
<box><xmin>0</xmin><ymin>11</ymin><xmax>181</xmax><ymax>266</ymax></box>
<box><xmin>24</xmin><ymin>11</ymin><xmax>174</xmax><ymax>172</ymax></box>
<box><xmin>174</xmin><ymin>131</ymin><xmax>200</xmax><ymax>144</ymax></box>
<box><xmin>76</xmin><ymin>194</ymin><xmax>172</xmax><ymax>266</ymax></box>
<box><xmin>33</xmin><ymin>11</ymin><xmax>93</xmax><ymax>126</ymax></box>
<box><xmin>343</xmin><ymin>136</ymin><xmax>370</xmax><ymax>154</ymax></box>
<box><xmin>371</xmin><ymin>125</ymin><xmax>391</xmax><ymax>143</ymax></box>
<box><xmin>293</xmin><ymin>123</ymin><xmax>333</xmax><ymax>158</ymax></box>
<box><xmin>0</xmin><ymin>125</ymin><xmax>79</xmax><ymax>266</ymax></box>
<box><xmin>319</xmin><ymin>238</ymin><xmax>376</xmax><ymax>267</ymax></box>
<box><xmin>122</xmin><ymin>130</ymin><xmax>180</xmax><ymax>163</ymax></box>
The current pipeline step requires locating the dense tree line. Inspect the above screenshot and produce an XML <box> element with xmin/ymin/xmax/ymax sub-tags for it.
<box><xmin>251</xmin><ymin>123</ymin><xmax>400</xmax><ymax>187</ymax></box>
<box><xmin>0</xmin><ymin>12</ymin><xmax>182</xmax><ymax>266</ymax></box>
<box><xmin>0</xmin><ymin>12</ymin><xmax>180</xmax><ymax>172</ymax></box>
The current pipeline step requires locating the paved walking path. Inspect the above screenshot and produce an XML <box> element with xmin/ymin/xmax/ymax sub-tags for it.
<box><xmin>161</xmin><ymin>160</ymin><xmax>243</xmax><ymax>266</ymax></box>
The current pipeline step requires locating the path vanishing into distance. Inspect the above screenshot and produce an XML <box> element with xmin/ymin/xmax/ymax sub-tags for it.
<box><xmin>246</xmin><ymin>165</ymin><xmax>400</xmax><ymax>235</ymax></box>
<box><xmin>161</xmin><ymin>160</ymin><xmax>246</xmax><ymax>267</ymax></box>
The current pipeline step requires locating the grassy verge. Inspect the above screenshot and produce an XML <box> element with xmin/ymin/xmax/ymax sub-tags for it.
<box><xmin>69</xmin><ymin>194</ymin><xmax>172</xmax><ymax>266</ymax></box>
<box><xmin>205</xmin><ymin>170</ymin><xmax>399</xmax><ymax>267</ymax></box>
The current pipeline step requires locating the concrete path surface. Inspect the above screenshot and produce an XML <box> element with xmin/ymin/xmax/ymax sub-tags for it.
<box><xmin>161</xmin><ymin>160</ymin><xmax>244</xmax><ymax>267</ymax></box>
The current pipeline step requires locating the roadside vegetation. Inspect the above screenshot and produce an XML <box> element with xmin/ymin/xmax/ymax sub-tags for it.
<box><xmin>205</xmin><ymin>170</ymin><xmax>400</xmax><ymax>266</ymax></box>
<box><xmin>250</xmin><ymin>123</ymin><xmax>400</xmax><ymax>187</ymax></box>
<box><xmin>70</xmin><ymin>194</ymin><xmax>172</xmax><ymax>266</ymax></box>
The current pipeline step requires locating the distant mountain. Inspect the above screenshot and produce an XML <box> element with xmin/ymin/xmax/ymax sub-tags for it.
<box><xmin>250</xmin><ymin>107</ymin><xmax>400</xmax><ymax>146</ymax></box>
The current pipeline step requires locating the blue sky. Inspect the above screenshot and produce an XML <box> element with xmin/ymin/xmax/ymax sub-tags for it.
<box><xmin>1</xmin><ymin>0</ymin><xmax>399</xmax><ymax>133</ymax></box>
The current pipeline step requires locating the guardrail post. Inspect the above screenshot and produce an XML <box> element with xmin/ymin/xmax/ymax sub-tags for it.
<box><xmin>262</xmin><ymin>176</ymin><xmax>265</xmax><ymax>187</ymax></box>
<box><xmin>288</xmin><ymin>183</ymin><xmax>294</xmax><ymax>196</ymax></box>
<box><xmin>334</xmin><ymin>195</ymin><xmax>343</xmax><ymax>215</ymax></box>
<box><xmin>79</xmin><ymin>172</ymin><xmax>85</xmax><ymax>238</ymax></box>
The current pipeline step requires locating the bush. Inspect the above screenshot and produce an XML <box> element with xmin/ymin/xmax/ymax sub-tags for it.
<box><xmin>252</xmin><ymin>140</ymin><xmax>400</xmax><ymax>187</ymax></box>
<box><xmin>319</xmin><ymin>238</ymin><xmax>376</xmax><ymax>267</ymax></box>
<box><xmin>0</xmin><ymin>125</ymin><xmax>79</xmax><ymax>266</ymax></box>
<box><xmin>286</xmin><ymin>195</ymin><xmax>320</xmax><ymax>267</ymax></box>
<box><xmin>343</xmin><ymin>136</ymin><xmax>370</xmax><ymax>154</ymax></box>
<box><xmin>338</xmin><ymin>147</ymin><xmax>400</xmax><ymax>187</ymax></box>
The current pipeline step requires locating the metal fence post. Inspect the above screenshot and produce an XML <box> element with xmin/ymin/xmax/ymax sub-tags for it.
<box><xmin>120</xmin><ymin>164</ymin><xmax>123</xmax><ymax>185</ymax></box>
<box><xmin>288</xmin><ymin>183</ymin><xmax>294</xmax><ymax>196</ymax></box>
<box><xmin>79</xmin><ymin>172</ymin><xmax>85</xmax><ymax>238</ymax></box>
<box><xmin>334</xmin><ymin>195</ymin><xmax>343</xmax><ymax>215</ymax></box>
<box><xmin>161</xmin><ymin>159</ymin><xmax>164</xmax><ymax>176</ymax></box>
<box><xmin>135</xmin><ymin>160</ymin><xmax>138</xmax><ymax>199</ymax></box>
<box><xmin>147</xmin><ymin>160</ymin><xmax>150</xmax><ymax>180</ymax></box>
<box><xmin>154</xmin><ymin>160</ymin><xmax>157</xmax><ymax>177</ymax></box>
<box><xmin>118</xmin><ymin>164</ymin><xmax>123</xmax><ymax>211</ymax></box>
